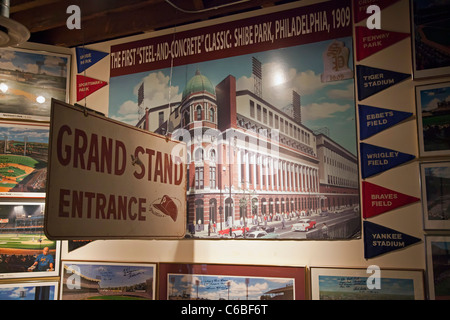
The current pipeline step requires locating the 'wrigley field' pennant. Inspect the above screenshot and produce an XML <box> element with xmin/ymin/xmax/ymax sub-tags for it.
<box><xmin>362</xmin><ymin>181</ymin><xmax>420</xmax><ymax>219</ymax></box>
<box><xmin>76</xmin><ymin>75</ymin><xmax>108</xmax><ymax>101</ymax></box>
<box><xmin>360</xmin><ymin>143</ymin><xmax>415</xmax><ymax>179</ymax></box>
<box><xmin>359</xmin><ymin>104</ymin><xmax>412</xmax><ymax>140</ymax></box>
<box><xmin>364</xmin><ymin>221</ymin><xmax>421</xmax><ymax>259</ymax></box>
<box><xmin>353</xmin><ymin>0</ymin><xmax>402</xmax><ymax>23</ymax></box>
<box><xmin>76</xmin><ymin>47</ymin><xmax>109</xmax><ymax>74</ymax></box>
<box><xmin>355</xmin><ymin>27</ymin><xmax>410</xmax><ymax>61</ymax></box>
<box><xmin>357</xmin><ymin>65</ymin><xmax>410</xmax><ymax>100</ymax></box>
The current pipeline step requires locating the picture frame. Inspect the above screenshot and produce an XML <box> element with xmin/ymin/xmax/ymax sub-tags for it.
<box><xmin>410</xmin><ymin>0</ymin><xmax>450</xmax><ymax>79</ymax></box>
<box><xmin>310</xmin><ymin>267</ymin><xmax>425</xmax><ymax>300</ymax></box>
<box><xmin>425</xmin><ymin>235</ymin><xmax>450</xmax><ymax>300</ymax></box>
<box><xmin>0</xmin><ymin>45</ymin><xmax>70</xmax><ymax>122</ymax></box>
<box><xmin>60</xmin><ymin>261</ymin><xmax>156</xmax><ymax>300</ymax></box>
<box><xmin>159</xmin><ymin>263</ymin><xmax>306</xmax><ymax>300</ymax></box>
<box><xmin>415</xmin><ymin>81</ymin><xmax>450</xmax><ymax>157</ymax></box>
<box><xmin>419</xmin><ymin>161</ymin><xmax>450</xmax><ymax>230</ymax></box>
<box><xmin>0</xmin><ymin>280</ymin><xmax>59</xmax><ymax>300</ymax></box>
<box><xmin>0</xmin><ymin>202</ymin><xmax>60</xmax><ymax>279</ymax></box>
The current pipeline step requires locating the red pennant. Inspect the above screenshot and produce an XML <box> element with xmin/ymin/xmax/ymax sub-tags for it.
<box><xmin>362</xmin><ymin>181</ymin><xmax>420</xmax><ymax>219</ymax></box>
<box><xmin>355</xmin><ymin>26</ymin><xmax>410</xmax><ymax>61</ymax></box>
<box><xmin>353</xmin><ymin>0</ymin><xmax>402</xmax><ymax>23</ymax></box>
<box><xmin>76</xmin><ymin>75</ymin><xmax>108</xmax><ymax>101</ymax></box>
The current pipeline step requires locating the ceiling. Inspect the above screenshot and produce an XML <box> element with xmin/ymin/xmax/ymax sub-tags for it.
<box><xmin>10</xmin><ymin>0</ymin><xmax>298</xmax><ymax>47</ymax></box>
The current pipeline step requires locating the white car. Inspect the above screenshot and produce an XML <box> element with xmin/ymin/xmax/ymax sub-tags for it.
<box><xmin>292</xmin><ymin>219</ymin><xmax>316</xmax><ymax>232</ymax></box>
<box><xmin>246</xmin><ymin>230</ymin><xmax>268</xmax><ymax>238</ymax></box>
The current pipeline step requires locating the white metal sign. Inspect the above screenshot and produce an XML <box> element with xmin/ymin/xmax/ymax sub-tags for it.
<box><xmin>45</xmin><ymin>100</ymin><xmax>186</xmax><ymax>239</ymax></box>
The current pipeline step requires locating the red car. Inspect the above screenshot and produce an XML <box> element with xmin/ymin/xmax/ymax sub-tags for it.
<box><xmin>218</xmin><ymin>226</ymin><xmax>250</xmax><ymax>238</ymax></box>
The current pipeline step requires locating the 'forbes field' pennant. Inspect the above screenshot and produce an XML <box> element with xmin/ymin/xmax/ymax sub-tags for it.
<box><xmin>76</xmin><ymin>47</ymin><xmax>109</xmax><ymax>74</ymax></box>
<box><xmin>355</xmin><ymin>27</ymin><xmax>410</xmax><ymax>61</ymax></box>
<box><xmin>357</xmin><ymin>65</ymin><xmax>410</xmax><ymax>100</ymax></box>
<box><xmin>360</xmin><ymin>142</ymin><xmax>415</xmax><ymax>179</ymax></box>
<box><xmin>363</xmin><ymin>221</ymin><xmax>421</xmax><ymax>259</ymax></box>
<box><xmin>76</xmin><ymin>75</ymin><xmax>108</xmax><ymax>101</ymax></box>
<box><xmin>362</xmin><ymin>181</ymin><xmax>420</xmax><ymax>219</ymax></box>
<box><xmin>359</xmin><ymin>104</ymin><xmax>412</xmax><ymax>140</ymax></box>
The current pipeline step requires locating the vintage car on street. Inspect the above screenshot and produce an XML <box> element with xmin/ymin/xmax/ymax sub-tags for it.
<box><xmin>292</xmin><ymin>219</ymin><xmax>316</xmax><ymax>232</ymax></box>
<box><xmin>218</xmin><ymin>226</ymin><xmax>249</xmax><ymax>238</ymax></box>
<box><xmin>247</xmin><ymin>230</ymin><xmax>268</xmax><ymax>238</ymax></box>
<box><xmin>248</xmin><ymin>225</ymin><xmax>275</xmax><ymax>233</ymax></box>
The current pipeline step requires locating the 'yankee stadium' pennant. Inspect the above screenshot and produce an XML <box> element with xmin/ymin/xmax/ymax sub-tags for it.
<box><xmin>76</xmin><ymin>75</ymin><xmax>108</xmax><ymax>101</ymax></box>
<box><xmin>355</xmin><ymin>27</ymin><xmax>410</xmax><ymax>61</ymax></box>
<box><xmin>357</xmin><ymin>65</ymin><xmax>410</xmax><ymax>100</ymax></box>
<box><xmin>362</xmin><ymin>181</ymin><xmax>420</xmax><ymax>219</ymax></box>
<box><xmin>353</xmin><ymin>0</ymin><xmax>402</xmax><ymax>23</ymax></box>
<box><xmin>363</xmin><ymin>221</ymin><xmax>421</xmax><ymax>259</ymax></box>
<box><xmin>76</xmin><ymin>47</ymin><xmax>109</xmax><ymax>73</ymax></box>
<box><xmin>359</xmin><ymin>104</ymin><xmax>413</xmax><ymax>140</ymax></box>
<box><xmin>360</xmin><ymin>143</ymin><xmax>415</xmax><ymax>179</ymax></box>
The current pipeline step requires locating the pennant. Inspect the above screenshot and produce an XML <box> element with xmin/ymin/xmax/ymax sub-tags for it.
<box><xmin>357</xmin><ymin>65</ymin><xmax>410</xmax><ymax>100</ymax></box>
<box><xmin>76</xmin><ymin>47</ymin><xmax>109</xmax><ymax>73</ymax></box>
<box><xmin>353</xmin><ymin>0</ymin><xmax>402</xmax><ymax>23</ymax></box>
<box><xmin>76</xmin><ymin>75</ymin><xmax>108</xmax><ymax>101</ymax></box>
<box><xmin>358</xmin><ymin>104</ymin><xmax>412</xmax><ymax>140</ymax></box>
<box><xmin>362</xmin><ymin>181</ymin><xmax>420</xmax><ymax>219</ymax></box>
<box><xmin>355</xmin><ymin>27</ymin><xmax>410</xmax><ymax>61</ymax></box>
<box><xmin>363</xmin><ymin>221</ymin><xmax>421</xmax><ymax>259</ymax></box>
<box><xmin>360</xmin><ymin>143</ymin><xmax>415</xmax><ymax>179</ymax></box>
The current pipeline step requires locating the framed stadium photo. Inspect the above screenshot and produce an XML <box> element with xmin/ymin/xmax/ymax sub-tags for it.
<box><xmin>0</xmin><ymin>202</ymin><xmax>60</xmax><ymax>279</ymax></box>
<box><xmin>0</xmin><ymin>280</ymin><xmax>59</xmax><ymax>300</ymax></box>
<box><xmin>425</xmin><ymin>235</ymin><xmax>450</xmax><ymax>300</ymax></box>
<box><xmin>416</xmin><ymin>82</ymin><xmax>450</xmax><ymax>157</ymax></box>
<box><xmin>0</xmin><ymin>45</ymin><xmax>70</xmax><ymax>122</ymax></box>
<box><xmin>0</xmin><ymin>120</ymin><xmax>49</xmax><ymax>198</ymax></box>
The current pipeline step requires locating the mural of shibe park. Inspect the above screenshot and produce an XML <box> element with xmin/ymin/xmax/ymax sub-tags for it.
<box><xmin>0</xmin><ymin>122</ymin><xmax>49</xmax><ymax>196</ymax></box>
<box><xmin>0</xmin><ymin>203</ymin><xmax>58</xmax><ymax>276</ymax></box>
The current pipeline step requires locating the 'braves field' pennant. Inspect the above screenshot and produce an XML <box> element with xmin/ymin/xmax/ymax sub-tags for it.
<box><xmin>360</xmin><ymin>143</ymin><xmax>415</xmax><ymax>179</ymax></box>
<box><xmin>353</xmin><ymin>0</ymin><xmax>402</xmax><ymax>23</ymax></box>
<box><xmin>362</xmin><ymin>181</ymin><xmax>420</xmax><ymax>219</ymax></box>
<box><xmin>355</xmin><ymin>27</ymin><xmax>410</xmax><ymax>61</ymax></box>
<box><xmin>76</xmin><ymin>75</ymin><xmax>108</xmax><ymax>101</ymax></box>
<box><xmin>76</xmin><ymin>47</ymin><xmax>109</xmax><ymax>74</ymax></box>
<box><xmin>357</xmin><ymin>65</ymin><xmax>410</xmax><ymax>101</ymax></box>
<box><xmin>359</xmin><ymin>104</ymin><xmax>413</xmax><ymax>140</ymax></box>
<box><xmin>363</xmin><ymin>221</ymin><xmax>421</xmax><ymax>259</ymax></box>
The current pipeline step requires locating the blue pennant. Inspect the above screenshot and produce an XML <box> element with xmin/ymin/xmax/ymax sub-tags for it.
<box><xmin>357</xmin><ymin>65</ymin><xmax>410</xmax><ymax>100</ymax></box>
<box><xmin>363</xmin><ymin>221</ymin><xmax>421</xmax><ymax>259</ymax></box>
<box><xmin>76</xmin><ymin>47</ymin><xmax>109</xmax><ymax>73</ymax></box>
<box><xmin>359</xmin><ymin>105</ymin><xmax>413</xmax><ymax>140</ymax></box>
<box><xmin>360</xmin><ymin>143</ymin><xmax>415</xmax><ymax>179</ymax></box>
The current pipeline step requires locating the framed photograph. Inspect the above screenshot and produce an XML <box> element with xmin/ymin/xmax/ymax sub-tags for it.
<box><xmin>416</xmin><ymin>82</ymin><xmax>450</xmax><ymax>157</ymax></box>
<box><xmin>0</xmin><ymin>120</ymin><xmax>49</xmax><ymax>198</ymax></box>
<box><xmin>159</xmin><ymin>263</ymin><xmax>306</xmax><ymax>300</ymax></box>
<box><xmin>60</xmin><ymin>261</ymin><xmax>156</xmax><ymax>300</ymax></box>
<box><xmin>0</xmin><ymin>280</ymin><xmax>59</xmax><ymax>300</ymax></box>
<box><xmin>310</xmin><ymin>267</ymin><xmax>425</xmax><ymax>300</ymax></box>
<box><xmin>0</xmin><ymin>46</ymin><xmax>70</xmax><ymax>121</ymax></box>
<box><xmin>0</xmin><ymin>202</ymin><xmax>60</xmax><ymax>279</ymax></box>
<box><xmin>411</xmin><ymin>0</ymin><xmax>450</xmax><ymax>79</ymax></box>
<box><xmin>420</xmin><ymin>161</ymin><xmax>450</xmax><ymax>230</ymax></box>
<box><xmin>425</xmin><ymin>235</ymin><xmax>450</xmax><ymax>300</ymax></box>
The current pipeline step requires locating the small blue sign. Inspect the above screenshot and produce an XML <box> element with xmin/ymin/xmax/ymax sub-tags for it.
<box><xmin>364</xmin><ymin>221</ymin><xmax>421</xmax><ymax>259</ymax></box>
<box><xmin>357</xmin><ymin>65</ymin><xmax>410</xmax><ymax>100</ymax></box>
<box><xmin>359</xmin><ymin>104</ymin><xmax>412</xmax><ymax>140</ymax></box>
<box><xmin>360</xmin><ymin>143</ymin><xmax>415</xmax><ymax>179</ymax></box>
<box><xmin>76</xmin><ymin>47</ymin><xmax>109</xmax><ymax>74</ymax></box>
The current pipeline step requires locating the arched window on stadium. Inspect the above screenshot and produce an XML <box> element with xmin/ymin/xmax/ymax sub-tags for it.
<box><xmin>194</xmin><ymin>148</ymin><xmax>204</xmax><ymax>162</ymax></box>
<box><xmin>209</xmin><ymin>108</ymin><xmax>215</xmax><ymax>122</ymax></box>
<box><xmin>209</xmin><ymin>149</ymin><xmax>216</xmax><ymax>163</ymax></box>
<box><xmin>195</xmin><ymin>199</ymin><xmax>204</xmax><ymax>231</ymax></box>
<box><xmin>209</xmin><ymin>199</ymin><xmax>217</xmax><ymax>224</ymax></box>
<box><xmin>196</xmin><ymin>105</ymin><xmax>202</xmax><ymax>121</ymax></box>
<box><xmin>183</xmin><ymin>110</ymin><xmax>190</xmax><ymax>127</ymax></box>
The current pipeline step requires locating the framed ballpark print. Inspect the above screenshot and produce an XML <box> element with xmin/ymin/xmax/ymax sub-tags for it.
<box><xmin>159</xmin><ymin>263</ymin><xmax>306</xmax><ymax>300</ymax></box>
<box><xmin>60</xmin><ymin>261</ymin><xmax>156</xmax><ymax>300</ymax></box>
<box><xmin>420</xmin><ymin>161</ymin><xmax>450</xmax><ymax>230</ymax></box>
<box><xmin>0</xmin><ymin>46</ymin><xmax>70</xmax><ymax>122</ymax></box>
<box><xmin>0</xmin><ymin>280</ymin><xmax>59</xmax><ymax>300</ymax></box>
<box><xmin>416</xmin><ymin>82</ymin><xmax>450</xmax><ymax>157</ymax></box>
<box><xmin>310</xmin><ymin>267</ymin><xmax>425</xmax><ymax>300</ymax></box>
<box><xmin>425</xmin><ymin>236</ymin><xmax>450</xmax><ymax>300</ymax></box>
<box><xmin>0</xmin><ymin>202</ymin><xmax>60</xmax><ymax>279</ymax></box>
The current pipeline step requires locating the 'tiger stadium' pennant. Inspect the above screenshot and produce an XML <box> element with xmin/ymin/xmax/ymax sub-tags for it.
<box><xmin>359</xmin><ymin>104</ymin><xmax>412</xmax><ymax>140</ymax></box>
<box><xmin>76</xmin><ymin>75</ymin><xmax>108</xmax><ymax>101</ymax></box>
<box><xmin>353</xmin><ymin>0</ymin><xmax>402</xmax><ymax>23</ymax></box>
<box><xmin>76</xmin><ymin>47</ymin><xmax>109</xmax><ymax>74</ymax></box>
<box><xmin>355</xmin><ymin>27</ymin><xmax>410</xmax><ymax>61</ymax></box>
<box><xmin>360</xmin><ymin>143</ymin><xmax>415</xmax><ymax>179</ymax></box>
<box><xmin>363</xmin><ymin>221</ymin><xmax>421</xmax><ymax>259</ymax></box>
<box><xmin>362</xmin><ymin>181</ymin><xmax>420</xmax><ymax>219</ymax></box>
<box><xmin>357</xmin><ymin>65</ymin><xmax>410</xmax><ymax>100</ymax></box>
